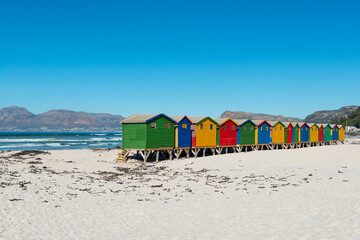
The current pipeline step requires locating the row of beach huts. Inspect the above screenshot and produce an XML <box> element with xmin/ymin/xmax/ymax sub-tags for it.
<box><xmin>118</xmin><ymin>114</ymin><xmax>345</xmax><ymax>162</ymax></box>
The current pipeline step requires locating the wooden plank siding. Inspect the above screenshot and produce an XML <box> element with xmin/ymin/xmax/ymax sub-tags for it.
<box><xmin>195</xmin><ymin>118</ymin><xmax>218</xmax><ymax>147</ymax></box>
<box><xmin>272</xmin><ymin>122</ymin><xmax>285</xmax><ymax>144</ymax></box>
<box><xmin>331</xmin><ymin>125</ymin><xmax>339</xmax><ymax>140</ymax></box>
<box><xmin>310</xmin><ymin>124</ymin><xmax>319</xmax><ymax>142</ymax></box>
<box><xmin>324</xmin><ymin>125</ymin><xmax>332</xmax><ymax>141</ymax></box>
<box><xmin>122</xmin><ymin>123</ymin><xmax>146</xmax><ymax>149</ymax></box>
<box><xmin>300</xmin><ymin>123</ymin><xmax>310</xmax><ymax>142</ymax></box>
<box><xmin>146</xmin><ymin>116</ymin><xmax>175</xmax><ymax>149</ymax></box>
<box><xmin>339</xmin><ymin>126</ymin><xmax>345</xmax><ymax>140</ymax></box>
<box><xmin>239</xmin><ymin>120</ymin><xmax>256</xmax><ymax>145</ymax></box>
<box><xmin>293</xmin><ymin>124</ymin><xmax>300</xmax><ymax>143</ymax></box>
<box><xmin>257</xmin><ymin>121</ymin><xmax>272</xmax><ymax>144</ymax></box>
<box><xmin>319</xmin><ymin>125</ymin><xmax>324</xmax><ymax>142</ymax></box>
<box><xmin>218</xmin><ymin>119</ymin><xmax>238</xmax><ymax>146</ymax></box>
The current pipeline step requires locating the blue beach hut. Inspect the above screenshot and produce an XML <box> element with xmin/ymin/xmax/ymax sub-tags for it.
<box><xmin>171</xmin><ymin>116</ymin><xmax>193</xmax><ymax>148</ymax></box>
<box><xmin>330</xmin><ymin>124</ymin><xmax>339</xmax><ymax>140</ymax></box>
<box><xmin>300</xmin><ymin>123</ymin><xmax>310</xmax><ymax>142</ymax></box>
<box><xmin>253</xmin><ymin>120</ymin><xmax>272</xmax><ymax>144</ymax></box>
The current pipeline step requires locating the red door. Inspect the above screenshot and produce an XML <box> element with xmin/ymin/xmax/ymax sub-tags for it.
<box><xmin>319</xmin><ymin>126</ymin><xmax>324</xmax><ymax>141</ymax></box>
<box><xmin>287</xmin><ymin>126</ymin><xmax>292</xmax><ymax>143</ymax></box>
<box><xmin>191</xmin><ymin>125</ymin><xmax>196</xmax><ymax>147</ymax></box>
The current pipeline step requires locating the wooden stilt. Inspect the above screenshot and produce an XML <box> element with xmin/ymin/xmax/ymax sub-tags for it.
<box><xmin>156</xmin><ymin>151</ymin><xmax>159</xmax><ymax>163</ymax></box>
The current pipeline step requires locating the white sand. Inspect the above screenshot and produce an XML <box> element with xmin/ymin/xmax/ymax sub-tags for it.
<box><xmin>1</xmin><ymin>139</ymin><xmax>360</xmax><ymax>239</ymax></box>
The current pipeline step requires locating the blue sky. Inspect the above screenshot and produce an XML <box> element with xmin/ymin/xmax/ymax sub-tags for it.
<box><xmin>0</xmin><ymin>0</ymin><xmax>359</xmax><ymax>119</ymax></box>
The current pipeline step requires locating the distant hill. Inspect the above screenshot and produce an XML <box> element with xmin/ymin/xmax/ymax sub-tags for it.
<box><xmin>220</xmin><ymin>111</ymin><xmax>303</xmax><ymax>122</ymax></box>
<box><xmin>304</xmin><ymin>106</ymin><xmax>359</xmax><ymax>124</ymax></box>
<box><xmin>0</xmin><ymin>106</ymin><xmax>124</xmax><ymax>130</ymax></box>
<box><xmin>331</xmin><ymin>107</ymin><xmax>360</xmax><ymax>128</ymax></box>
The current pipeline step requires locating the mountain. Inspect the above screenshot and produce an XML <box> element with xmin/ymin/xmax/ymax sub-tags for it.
<box><xmin>304</xmin><ymin>106</ymin><xmax>359</xmax><ymax>124</ymax></box>
<box><xmin>220</xmin><ymin>111</ymin><xmax>303</xmax><ymax>122</ymax></box>
<box><xmin>330</xmin><ymin>107</ymin><xmax>360</xmax><ymax>128</ymax></box>
<box><xmin>0</xmin><ymin>106</ymin><xmax>124</xmax><ymax>130</ymax></box>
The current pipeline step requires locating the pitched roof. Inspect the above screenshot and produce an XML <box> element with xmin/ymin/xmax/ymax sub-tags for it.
<box><xmin>330</xmin><ymin>124</ymin><xmax>339</xmax><ymax>128</ymax></box>
<box><xmin>121</xmin><ymin>114</ymin><xmax>175</xmax><ymax>124</ymax></box>
<box><xmin>268</xmin><ymin>121</ymin><xmax>285</xmax><ymax>127</ymax></box>
<box><xmin>238</xmin><ymin>119</ymin><xmax>257</xmax><ymax>126</ymax></box>
<box><xmin>213</xmin><ymin>118</ymin><xmax>238</xmax><ymax>126</ymax></box>
<box><xmin>309</xmin><ymin>123</ymin><xmax>319</xmax><ymax>128</ymax></box>
<box><xmin>252</xmin><ymin>120</ymin><xmax>272</xmax><ymax>126</ymax></box>
<box><xmin>233</xmin><ymin>119</ymin><xmax>248</xmax><ymax>125</ymax></box>
<box><xmin>187</xmin><ymin>117</ymin><xmax>207</xmax><ymax>124</ymax></box>
<box><xmin>170</xmin><ymin>115</ymin><xmax>193</xmax><ymax>124</ymax></box>
<box><xmin>188</xmin><ymin>117</ymin><xmax>218</xmax><ymax>125</ymax></box>
<box><xmin>300</xmin><ymin>123</ymin><xmax>310</xmax><ymax>128</ymax></box>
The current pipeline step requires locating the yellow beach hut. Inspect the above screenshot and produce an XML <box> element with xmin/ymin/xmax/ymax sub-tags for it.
<box><xmin>309</xmin><ymin>123</ymin><xmax>319</xmax><ymax>142</ymax></box>
<box><xmin>269</xmin><ymin>121</ymin><xmax>285</xmax><ymax>144</ymax></box>
<box><xmin>188</xmin><ymin>117</ymin><xmax>218</xmax><ymax>148</ymax></box>
<box><xmin>339</xmin><ymin>125</ymin><xmax>345</xmax><ymax>141</ymax></box>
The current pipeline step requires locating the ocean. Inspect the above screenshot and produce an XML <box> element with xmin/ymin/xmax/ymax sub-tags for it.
<box><xmin>0</xmin><ymin>132</ymin><xmax>122</xmax><ymax>151</ymax></box>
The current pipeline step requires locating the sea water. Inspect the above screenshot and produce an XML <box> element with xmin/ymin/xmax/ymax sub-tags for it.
<box><xmin>0</xmin><ymin>132</ymin><xmax>122</xmax><ymax>151</ymax></box>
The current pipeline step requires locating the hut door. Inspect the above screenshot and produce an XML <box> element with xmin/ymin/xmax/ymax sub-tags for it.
<box><xmin>191</xmin><ymin>125</ymin><xmax>196</xmax><ymax>146</ymax></box>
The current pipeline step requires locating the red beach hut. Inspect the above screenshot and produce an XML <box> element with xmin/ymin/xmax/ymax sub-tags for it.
<box><xmin>283</xmin><ymin>122</ymin><xmax>294</xmax><ymax>143</ymax></box>
<box><xmin>319</xmin><ymin>124</ymin><xmax>325</xmax><ymax>142</ymax></box>
<box><xmin>214</xmin><ymin>118</ymin><xmax>238</xmax><ymax>146</ymax></box>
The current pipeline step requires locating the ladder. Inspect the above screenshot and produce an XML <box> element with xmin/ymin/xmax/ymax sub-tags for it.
<box><xmin>116</xmin><ymin>150</ymin><xmax>126</xmax><ymax>162</ymax></box>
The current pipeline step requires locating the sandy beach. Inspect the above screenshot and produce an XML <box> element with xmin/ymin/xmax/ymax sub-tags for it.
<box><xmin>1</xmin><ymin>139</ymin><xmax>360</xmax><ymax>239</ymax></box>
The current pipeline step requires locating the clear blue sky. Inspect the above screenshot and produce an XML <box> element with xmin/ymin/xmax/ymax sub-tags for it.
<box><xmin>0</xmin><ymin>0</ymin><xmax>359</xmax><ymax>119</ymax></box>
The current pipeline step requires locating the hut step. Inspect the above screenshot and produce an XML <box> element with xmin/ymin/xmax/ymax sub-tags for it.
<box><xmin>116</xmin><ymin>150</ymin><xmax>126</xmax><ymax>162</ymax></box>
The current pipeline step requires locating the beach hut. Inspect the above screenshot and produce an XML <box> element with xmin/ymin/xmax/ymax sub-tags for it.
<box><xmin>300</xmin><ymin>123</ymin><xmax>310</xmax><ymax>142</ymax></box>
<box><xmin>323</xmin><ymin>124</ymin><xmax>332</xmax><ymax>141</ymax></box>
<box><xmin>234</xmin><ymin>119</ymin><xmax>247</xmax><ymax>145</ymax></box>
<box><xmin>252</xmin><ymin>120</ymin><xmax>272</xmax><ymax>144</ymax></box>
<box><xmin>331</xmin><ymin>124</ymin><xmax>339</xmax><ymax>140</ymax></box>
<box><xmin>339</xmin><ymin>125</ymin><xmax>345</xmax><ymax>141</ymax></box>
<box><xmin>293</xmin><ymin>123</ymin><xmax>300</xmax><ymax>143</ymax></box>
<box><xmin>214</xmin><ymin>118</ymin><xmax>238</xmax><ymax>146</ymax></box>
<box><xmin>238</xmin><ymin>119</ymin><xmax>257</xmax><ymax>145</ymax></box>
<box><xmin>269</xmin><ymin>121</ymin><xmax>285</xmax><ymax>144</ymax></box>
<box><xmin>318</xmin><ymin>124</ymin><xmax>325</xmax><ymax>142</ymax></box>
<box><xmin>121</xmin><ymin>114</ymin><xmax>176</xmax><ymax>150</ymax></box>
<box><xmin>171</xmin><ymin>116</ymin><xmax>193</xmax><ymax>148</ymax></box>
<box><xmin>309</xmin><ymin>124</ymin><xmax>319</xmax><ymax>142</ymax></box>
<box><xmin>188</xmin><ymin>117</ymin><xmax>218</xmax><ymax>147</ymax></box>
<box><xmin>283</xmin><ymin>122</ymin><xmax>294</xmax><ymax>143</ymax></box>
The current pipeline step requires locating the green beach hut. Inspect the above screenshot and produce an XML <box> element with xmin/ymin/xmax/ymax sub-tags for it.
<box><xmin>237</xmin><ymin>119</ymin><xmax>257</xmax><ymax>145</ymax></box>
<box><xmin>293</xmin><ymin>123</ymin><xmax>300</xmax><ymax>143</ymax></box>
<box><xmin>323</xmin><ymin>124</ymin><xmax>332</xmax><ymax>141</ymax></box>
<box><xmin>121</xmin><ymin>114</ymin><xmax>176</xmax><ymax>150</ymax></box>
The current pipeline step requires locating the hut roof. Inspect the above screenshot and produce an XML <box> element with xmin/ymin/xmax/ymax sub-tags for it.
<box><xmin>213</xmin><ymin>118</ymin><xmax>239</xmax><ymax>126</ymax></box>
<box><xmin>267</xmin><ymin>121</ymin><xmax>285</xmax><ymax>127</ymax></box>
<box><xmin>238</xmin><ymin>119</ymin><xmax>257</xmax><ymax>126</ymax></box>
<box><xmin>281</xmin><ymin>121</ymin><xmax>295</xmax><ymax>127</ymax></box>
<box><xmin>300</xmin><ymin>123</ymin><xmax>310</xmax><ymax>128</ymax></box>
<box><xmin>309</xmin><ymin>123</ymin><xmax>319</xmax><ymax>128</ymax></box>
<box><xmin>251</xmin><ymin>120</ymin><xmax>272</xmax><ymax>126</ymax></box>
<box><xmin>233</xmin><ymin>119</ymin><xmax>248</xmax><ymax>125</ymax></box>
<box><xmin>330</xmin><ymin>124</ymin><xmax>338</xmax><ymax>128</ymax></box>
<box><xmin>121</xmin><ymin>114</ymin><xmax>176</xmax><ymax>124</ymax></box>
<box><xmin>188</xmin><ymin>117</ymin><xmax>218</xmax><ymax>125</ymax></box>
<box><xmin>170</xmin><ymin>115</ymin><xmax>193</xmax><ymax>124</ymax></box>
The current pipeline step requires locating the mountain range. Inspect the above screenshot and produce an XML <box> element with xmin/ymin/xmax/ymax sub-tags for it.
<box><xmin>220</xmin><ymin>105</ymin><xmax>359</xmax><ymax>124</ymax></box>
<box><xmin>0</xmin><ymin>106</ymin><xmax>124</xmax><ymax>130</ymax></box>
<box><xmin>0</xmin><ymin>105</ymin><xmax>358</xmax><ymax>131</ymax></box>
<box><xmin>220</xmin><ymin>111</ymin><xmax>302</xmax><ymax>122</ymax></box>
